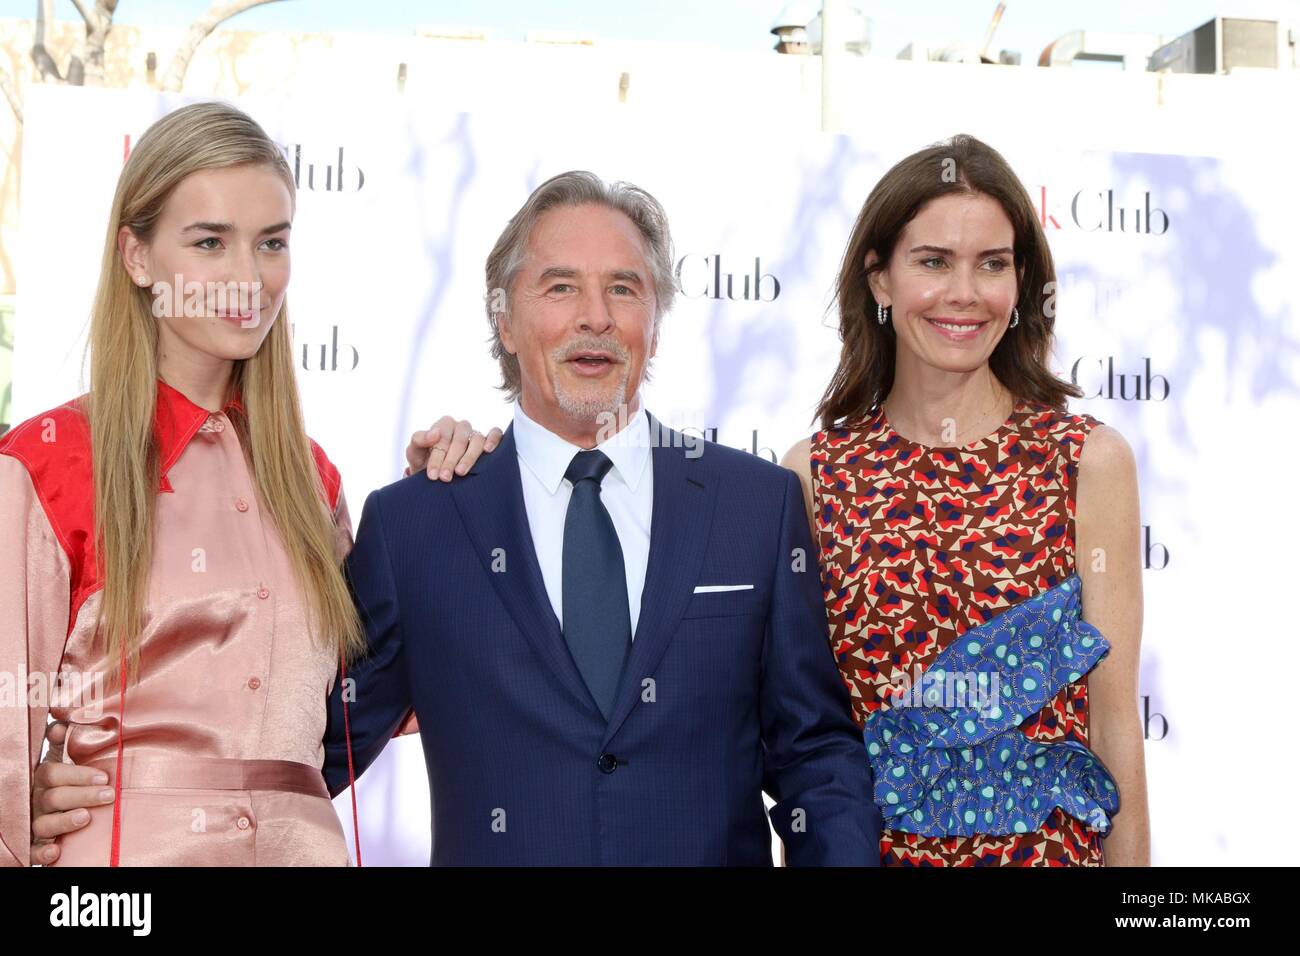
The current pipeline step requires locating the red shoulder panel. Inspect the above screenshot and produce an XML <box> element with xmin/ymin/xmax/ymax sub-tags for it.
<box><xmin>0</xmin><ymin>399</ymin><xmax>101</xmax><ymax>634</ymax></box>
<box><xmin>308</xmin><ymin>438</ymin><xmax>342</xmax><ymax>513</ymax></box>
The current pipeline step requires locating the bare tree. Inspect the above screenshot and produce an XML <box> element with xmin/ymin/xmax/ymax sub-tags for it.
<box><xmin>27</xmin><ymin>0</ymin><xmax>117</xmax><ymax>87</ymax></box>
<box><xmin>73</xmin><ymin>0</ymin><xmax>117</xmax><ymax>86</ymax></box>
<box><xmin>162</xmin><ymin>0</ymin><xmax>287</xmax><ymax>92</ymax></box>
<box><xmin>30</xmin><ymin>0</ymin><xmax>87</xmax><ymax>84</ymax></box>
<box><xmin>5</xmin><ymin>0</ymin><xmax>289</xmax><ymax>123</ymax></box>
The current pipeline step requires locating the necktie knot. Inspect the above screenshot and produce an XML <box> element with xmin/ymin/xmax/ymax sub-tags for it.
<box><xmin>565</xmin><ymin>449</ymin><xmax>614</xmax><ymax>487</ymax></box>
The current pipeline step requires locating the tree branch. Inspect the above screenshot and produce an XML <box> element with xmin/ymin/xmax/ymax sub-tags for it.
<box><xmin>161</xmin><ymin>0</ymin><xmax>287</xmax><ymax>92</ymax></box>
<box><xmin>68</xmin><ymin>0</ymin><xmax>93</xmax><ymax>28</ymax></box>
<box><xmin>77</xmin><ymin>1</ymin><xmax>118</xmax><ymax>86</ymax></box>
<box><xmin>0</xmin><ymin>62</ymin><xmax>21</xmax><ymax>123</ymax></box>
<box><xmin>31</xmin><ymin>0</ymin><xmax>64</xmax><ymax>83</ymax></box>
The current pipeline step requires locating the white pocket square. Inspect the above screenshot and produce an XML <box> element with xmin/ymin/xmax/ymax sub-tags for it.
<box><xmin>693</xmin><ymin>584</ymin><xmax>754</xmax><ymax>593</ymax></box>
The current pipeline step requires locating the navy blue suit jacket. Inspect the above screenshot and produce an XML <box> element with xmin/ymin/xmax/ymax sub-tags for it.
<box><xmin>324</xmin><ymin>417</ymin><xmax>880</xmax><ymax>865</ymax></box>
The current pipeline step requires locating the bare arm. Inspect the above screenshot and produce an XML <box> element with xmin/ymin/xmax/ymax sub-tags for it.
<box><xmin>1075</xmin><ymin>424</ymin><xmax>1151</xmax><ymax>866</ymax></box>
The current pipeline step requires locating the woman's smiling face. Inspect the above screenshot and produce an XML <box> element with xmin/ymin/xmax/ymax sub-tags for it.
<box><xmin>121</xmin><ymin>163</ymin><xmax>294</xmax><ymax>366</ymax></box>
<box><xmin>868</xmin><ymin>191</ymin><xmax>1020</xmax><ymax>375</ymax></box>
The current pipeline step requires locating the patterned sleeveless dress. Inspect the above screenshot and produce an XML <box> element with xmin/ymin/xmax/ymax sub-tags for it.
<box><xmin>810</xmin><ymin>398</ymin><xmax>1107</xmax><ymax>866</ymax></box>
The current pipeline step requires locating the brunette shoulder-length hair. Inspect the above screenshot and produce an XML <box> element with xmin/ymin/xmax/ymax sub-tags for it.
<box><xmin>815</xmin><ymin>133</ymin><xmax>1081</xmax><ymax>430</ymax></box>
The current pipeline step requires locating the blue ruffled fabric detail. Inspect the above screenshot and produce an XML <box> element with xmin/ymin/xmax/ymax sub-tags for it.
<box><xmin>863</xmin><ymin>575</ymin><xmax>1120</xmax><ymax>838</ymax></box>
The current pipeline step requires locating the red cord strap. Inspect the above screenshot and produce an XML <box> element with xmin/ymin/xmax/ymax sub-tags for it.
<box><xmin>108</xmin><ymin>642</ymin><xmax>126</xmax><ymax>866</ymax></box>
<box><xmin>341</xmin><ymin>656</ymin><xmax>362</xmax><ymax>866</ymax></box>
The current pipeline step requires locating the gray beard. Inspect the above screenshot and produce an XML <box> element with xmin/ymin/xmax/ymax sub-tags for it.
<box><xmin>554</xmin><ymin>366</ymin><xmax>632</xmax><ymax>425</ymax></box>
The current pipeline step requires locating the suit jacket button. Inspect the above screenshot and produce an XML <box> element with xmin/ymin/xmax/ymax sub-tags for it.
<box><xmin>597</xmin><ymin>753</ymin><xmax>619</xmax><ymax>774</ymax></box>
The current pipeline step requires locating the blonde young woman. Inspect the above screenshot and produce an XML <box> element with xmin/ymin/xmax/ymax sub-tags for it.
<box><xmin>0</xmin><ymin>102</ymin><xmax>492</xmax><ymax>867</ymax></box>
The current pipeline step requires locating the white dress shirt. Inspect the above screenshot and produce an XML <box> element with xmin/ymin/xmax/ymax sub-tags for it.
<box><xmin>512</xmin><ymin>400</ymin><xmax>653</xmax><ymax>638</ymax></box>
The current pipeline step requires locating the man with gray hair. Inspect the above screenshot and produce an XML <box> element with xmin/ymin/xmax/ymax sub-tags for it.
<box><xmin>319</xmin><ymin>170</ymin><xmax>879</xmax><ymax>865</ymax></box>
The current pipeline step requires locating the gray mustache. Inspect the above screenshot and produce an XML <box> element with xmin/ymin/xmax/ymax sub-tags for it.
<box><xmin>554</xmin><ymin>337</ymin><xmax>630</xmax><ymax>363</ymax></box>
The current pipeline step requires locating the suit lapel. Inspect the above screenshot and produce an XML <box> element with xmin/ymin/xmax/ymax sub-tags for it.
<box><xmin>449</xmin><ymin>424</ymin><xmax>600</xmax><ymax>716</ymax></box>
<box><xmin>602</xmin><ymin>415</ymin><xmax>717</xmax><ymax>747</ymax></box>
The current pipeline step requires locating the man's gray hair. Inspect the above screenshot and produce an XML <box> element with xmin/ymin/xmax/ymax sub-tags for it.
<box><xmin>485</xmin><ymin>170</ymin><xmax>676</xmax><ymax>402</ymax></box>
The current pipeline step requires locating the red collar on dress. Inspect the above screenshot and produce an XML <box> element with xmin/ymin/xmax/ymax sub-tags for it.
<box><xmin>154</xmin><ymin>379</ymin><xmax>245</xmax><ymax>493</ymax></box>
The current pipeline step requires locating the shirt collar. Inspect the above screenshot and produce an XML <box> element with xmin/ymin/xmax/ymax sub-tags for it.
<box><xmin>512</xmin><ymin>399</ymin><xmax>651</xmax><ymax>496</ymax></box>
<box><xmin>155</xmin><ymin>379</ymin><xmax>245</xmax><ymax>488</ymax></box>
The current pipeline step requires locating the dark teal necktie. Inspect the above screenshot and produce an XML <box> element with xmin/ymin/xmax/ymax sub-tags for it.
<box><xmin>562</xmin><ymin>449</ymin><xmax>632</xmax><ymax>718</ymax></box>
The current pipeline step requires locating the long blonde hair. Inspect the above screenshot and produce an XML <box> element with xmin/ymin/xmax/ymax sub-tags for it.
<box><xmin>87</xmin><ymin>101</ymin><xmax>364</xmax><ymax>678</ymax></box>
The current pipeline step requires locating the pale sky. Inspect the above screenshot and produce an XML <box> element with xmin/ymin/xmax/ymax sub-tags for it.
<box><xmin>2</xmin><ymin>0</ymin><xmax>1299</xmax><ymax>61</ymax></box>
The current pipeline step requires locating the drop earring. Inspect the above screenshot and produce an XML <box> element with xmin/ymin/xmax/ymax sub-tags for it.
<box><xmin>1009</xmin><ymin>307</ymin><xmax>1020</xmax><ymax>329</ymax></box>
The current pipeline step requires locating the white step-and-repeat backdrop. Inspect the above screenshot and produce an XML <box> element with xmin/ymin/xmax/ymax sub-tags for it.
<box><xmin>12</xmin><ymin>84</ymin><xmax>1300</xmax><ymax>866</ymax></box>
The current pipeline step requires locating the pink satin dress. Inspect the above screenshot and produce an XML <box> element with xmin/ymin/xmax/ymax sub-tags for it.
<box><xmin>0</xmin><ymin>381</ymin><xmax>353</xmax><ymax>866</ymax></box>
